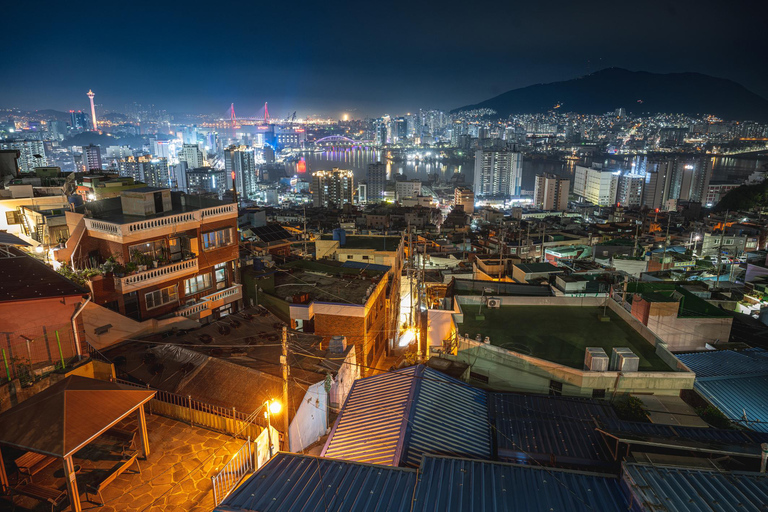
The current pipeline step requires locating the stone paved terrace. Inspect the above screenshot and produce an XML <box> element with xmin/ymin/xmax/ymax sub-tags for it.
<box><xmin>4</xmin><ymin>414</ymin><xmax>243</xmax><ymax>512</ymax></box>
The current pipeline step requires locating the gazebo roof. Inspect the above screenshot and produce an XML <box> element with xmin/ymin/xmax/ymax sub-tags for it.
<box><xmin>0</xmin><ymin>376</ymin><xmax>155</xmax><ymax>458</ymax></box>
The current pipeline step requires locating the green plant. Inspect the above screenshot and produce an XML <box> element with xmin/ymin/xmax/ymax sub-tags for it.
<box><xmin>57</xmin><ymin>264</ymin><xmax>103</xmax><ymax>286</ymax></box>
<box><xmin>696</xmin><ymin>405</ymin><xmax>732</xmax><ymax>429</ymax></box>
<box><xmin>612</xmin><ymin>395</ymin><xmax>649</xmax><ymax>423</ymax></box>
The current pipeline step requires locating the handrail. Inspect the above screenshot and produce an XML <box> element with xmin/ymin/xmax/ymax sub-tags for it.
<box><xmin>175</xmin><ymin>284</ymin><xmax>242</xmax><ymax>317</ymax></box>
<box><xmin>211</xmin><ymin>438</ymin><xmax>254</xmax><ymax>506</ymax></box>
<box><xmin>115</xmin><ymin>258</ymin><xmax>198</xmax><ymax>293</ymax></box>
<box><xmin>84</xmin><ymin>203</ymin><xmax>237</xmax><ymax>238</ymax></box>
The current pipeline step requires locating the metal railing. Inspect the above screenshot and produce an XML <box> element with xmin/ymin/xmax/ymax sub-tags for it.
<box><xmin>211</xmin><ymin>438</ymin><xmax>254</xmax><ymax>506</ymax></box>
<box><xmin>115</xmin><ymin>258</ymin><xmax>198</xmax><ymax>293</ymax></box>
<box><xmin>175</xmin><ymin>284</ymin><xmax>243</xmax><ymax>317</ymax></box>
<box><xmin>113</xmin><ymin>377</ymin><xmax>266</xmax><ymax>437</ymax></box>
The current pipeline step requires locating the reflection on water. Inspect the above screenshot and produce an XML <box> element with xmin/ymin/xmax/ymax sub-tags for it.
<box><xmin>282</xmin><ymin>148</ymin><xmax>768</xmax><ymax>192</ymax></box>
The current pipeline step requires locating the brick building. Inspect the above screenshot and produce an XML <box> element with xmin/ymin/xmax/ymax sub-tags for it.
<box><xmin>57</xmin><ymin>187</ymin><xmax>241</xmax><ymax>322</ymax></box>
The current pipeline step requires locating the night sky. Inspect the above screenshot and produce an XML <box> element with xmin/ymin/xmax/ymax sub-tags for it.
<box><xmin>3</xmin><ymin>0</ymin><xmax>768</xmax><ymax>118</ymax></box>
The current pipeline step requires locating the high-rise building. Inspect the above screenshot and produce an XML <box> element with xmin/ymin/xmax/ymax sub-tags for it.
<box><xmin>179</xmin><ymin>144</ymin><xmax>205</xmax><ymax>169</ymax></box>
<box><xmin>454</xmin><ymin>187</ymin><xmax>475</xmax><ymax>214</ymax></box>
<box><xmin>117</xmin><ymin>155</ymin><xmax>169</xmax><ymax>187</ymax></box>
<box><xmin>224</xmin><ymin>145</ymin><xmax>257</xmax><ymax>202</ymax></box>
<box><xmin>48</xmin><ymin>121</ymin><xmax>68</xmax><ymax>141</ymax></box>
<box><xmin>181</xmin><ymin>126</ymin><xmax>198</xmax><ymax>145</ymax></box>
<box><xmin>186</xmin><ymin>167</ymin><xmax>227</xmax><ymax>198</ymax></box>
<box><xmin>172</xmin><ymin>161</ymin><xmax>188</xmax><ymax>192</ymax></box>
<box><xmin>573</xmin><ymin>164</ymin><xmax>618</xmax><ymax>206</ymax></box>
<box><xmin>311</xmin><ymin>168</ymin><xmax>354</xmax><ymax>207</ymax></box>
<box><xmin>82</xmin><ymin>144</ymin><xmax>103</xmax><ymax>172</ymax></box>
<box><xmin>616</xmin><ymin>174</ymin><xmax>645</xmax><ymax>207</ymax></box>
<box><xmin>642</xmin><ymin>156</ymin><xmax>713</xmax><ymax>210</ymax></box>
<box><xmin>0</xmin><ymin>140</ymin><xmax>46</xmax><ymax>172</ymax></box>
<box><xmin>533</xmin><ymin>174</ymin><xmax>570</xmax><ymax>211</ymax></box>
<box><xmin>366</xmin><ymin>162</ymin><xmax>386</xmax><ymax>203</ymax></box>
<box><xmin>395</xmin><ymin>179</ymin><xmax>422</xmax><ymax>201</ymax></box>
<box><xmin>473</xmin><ymin>149</ymin><xmax>522</xmax><ymax>197</ymax></box>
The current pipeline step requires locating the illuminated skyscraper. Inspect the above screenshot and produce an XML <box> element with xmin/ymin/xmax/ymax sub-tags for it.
<box><xmin>224</xmin><ymin>145</ymin><xmax>257</xmax><ymax>201</ymax></box>
<box><xmin>473</xmin><ymin>149</ymin><xmax>522</xmax><ymax>197</ymax></box>
<box><xmin>366</xmin><ymin>162</ymin><xmax>386</xmax><ymax>203</ymax></box>
<box><xmin>82</xmin><ymin>144</ymin><xmax>103</xmax><ymax>172</ymax></box>
<box><xmin>87</xmin><ymin>90</ymin><xmax>98</xmax><ymax>132</ymax></box>
<box><xmin>311</xmin><ymin>168</ymin><xmax>354</xmax><ymax>207</ymax></box>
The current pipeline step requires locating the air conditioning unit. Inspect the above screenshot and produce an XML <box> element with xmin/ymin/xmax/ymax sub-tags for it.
<box><xmin>584</xmin><ymin>347</ymin><xmax>609</xmax><ymax>371</ymax></box>
<box><xmin>486</xmin><ymin>297</ymin><xmax>501</xmax><ymax>308</ymax></box>
<box><xmin>610</xmin><ymin>347</ymin><xmax>640</xmax><ymax>372</ymax></box>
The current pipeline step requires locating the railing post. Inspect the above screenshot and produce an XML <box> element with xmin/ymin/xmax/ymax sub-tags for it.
<box><xmin>232</xmin><ymin>406</ymin><xmax>236</xmax><ymax>436</ymax></box>
<box><xmin>189</xmin><ymin>395</ymin><xmax>194</xmax><ymax>426</ymax></box>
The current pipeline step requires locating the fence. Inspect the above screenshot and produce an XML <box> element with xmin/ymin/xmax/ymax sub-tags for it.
<box><xmin>113</xmin><ymin>378</ymin><xmax>266</xmax><ymax>439</ymax></box>
<box><xmin>1</xmin><ymin>323</ymin><xmax>82</xmax><ymax>384</ymax></box>
<box><xmin>211</xmin><ymin>437</ymin><xmax>254</xmax><ymax>506</ymax></box>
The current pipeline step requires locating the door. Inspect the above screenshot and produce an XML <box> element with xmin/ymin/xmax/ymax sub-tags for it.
<box><xmin>124</xmin><ymin>292</ymin><xmax>141</xmax><ymax>321</ymax></box>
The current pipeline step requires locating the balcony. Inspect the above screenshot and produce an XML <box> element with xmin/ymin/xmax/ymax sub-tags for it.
<box><xmin>115</xmin><ymin>258</ymin><xmax>199</xmax><ymax>293</ymax></box>
<box><xmin>175</xmin><ymin>284</ymin><xmax>243</xmax><ymax>318</ymax></box>
<box><xmin>84</xmin><ymin>203</ymin><xmax>237</xmax><ymax>242</ymax></box>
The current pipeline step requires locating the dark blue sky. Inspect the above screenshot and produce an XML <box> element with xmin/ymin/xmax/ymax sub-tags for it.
<box><xmin>3</xmin><ymin>0</ymin><xmax>767</xmax><ymax>118</ymax></box>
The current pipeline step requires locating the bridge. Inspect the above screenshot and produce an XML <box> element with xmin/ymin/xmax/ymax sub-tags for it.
<box><xmin>314</xmin><ymin>135</ymin><xmax>374</xmax><ymax>147</ymax></box>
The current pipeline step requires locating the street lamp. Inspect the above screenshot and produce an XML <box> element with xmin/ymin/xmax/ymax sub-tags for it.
<box><xmin>263</xmin><ymin>399</ymin><xmax>282</xmax><ymax>457</ymax></box>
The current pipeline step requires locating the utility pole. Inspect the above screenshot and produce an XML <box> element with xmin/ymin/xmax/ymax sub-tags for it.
<box><xmin>303</xmin><ymin>206</ymin><xmax>307</xmax><ymax>256</ymax></box>
<box><xmin>633</xmin><ymin>221</ymin><xmax>640</xmax><ymax>258</ymax></box>
<box><xmin>408</xmin><ymin>223</ymin><xmax>413</xmax><ymax>328</ymax></box>
<box><xmin>661</xmin><ymin>214</ymin><xmax>671</xmax><ymax>269</ymax></box>
<box><xmin>715</xmin><ymin>210</ymin><xmax>729</xmax><ymax>289</ymax></box>
<box><xmin>231</xmin><ymin>170</ymin><xmax>237</xmax><ymax>205</ymax></box>
<box><xmin>281</xmin><ymin>326</ymin><xmax>290</xmax><ymax>451</ymax></box>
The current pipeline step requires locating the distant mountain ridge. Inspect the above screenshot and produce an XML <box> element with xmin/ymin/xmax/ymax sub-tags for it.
<box><xmin>453</xmin><ymin>68</ymin><xmax>768</xmax><ymax>121</ymax></box>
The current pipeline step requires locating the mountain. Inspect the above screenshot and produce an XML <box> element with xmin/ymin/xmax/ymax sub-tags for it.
<box><xmin>452</xmin><ymin>68</ymin><xmax>768</xmax><ymax>121</ymax></box>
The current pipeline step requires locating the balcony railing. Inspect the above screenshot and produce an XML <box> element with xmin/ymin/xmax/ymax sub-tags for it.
<box><xmin>115</xmin><ymin>258</ymin><xmax>198</xmax><ymax>293</ymax></box>
<box><xmin>175</xmin><ymin>284</ymin><xmax>243</xmax><ymax>317</ymax></box>
<box><xmin>84</xmin><ymin>203</ymin><xmax>237</xmax><ymax>240</ymax></box>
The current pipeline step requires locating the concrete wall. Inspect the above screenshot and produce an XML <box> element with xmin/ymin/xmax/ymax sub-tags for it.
<box><xmin>443</xmin><ymin>336</ymin><xmax>694</xmax><ymax>397</ymax></box>
<box><xmin>289</xmin><ymin>380</ymin><xmax>328</xmax><ymax>452</ymax></box>
<box><xmin>329</xmin><ymin>346</ymin><xmax>359</xmax><ymax>412</ymax></box>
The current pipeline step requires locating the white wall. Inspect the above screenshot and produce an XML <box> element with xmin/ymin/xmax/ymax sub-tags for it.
<box><xmin>289</xmin><ymin>380</ymin><xmax>328</xmax><ymax>452</ymax></box>
<box><xmin>329</xmin><ymin>346</ymin><xmax>360</xmax><ymax>411</ymax></box>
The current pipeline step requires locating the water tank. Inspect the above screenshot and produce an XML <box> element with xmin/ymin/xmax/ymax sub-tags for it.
<box><xmin>584</xmin><ymin>347</ymin><xmax>609</xmax><ymax>371</ymax></box>
<box><xmin>332</xmin><ymin>228</ymin><xmax>346</xmax><ymax>247</ymax></box>
<box><xmin>610</xmin><ymin>347</ymin><xmax>640</xmax><ymax>372</ymax></box>
<box><xmin>67</xmin><ymin>194</ymin><xmax>84</xmax><ymax>207</ymax></box>
<box><xmin>329</xmin><ymin>336</ymin><xmax>347</xmax><ymax>354</ymax></box>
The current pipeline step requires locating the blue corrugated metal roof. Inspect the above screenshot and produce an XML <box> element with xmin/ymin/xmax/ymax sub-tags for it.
<box><xmin>623</xmin><ymin>463</ymin><xmax>768</xmax><ymax>512</ymax></box>
<box><xmin>600</xmin><ymin>418</ymin><xmax>768</xmax><ymax>444</ymax></box>
<box><xmin>403</xmin><ymin>368</ymin><xmax>491</xmax><ymax>467</ymax></box>
<box><xmin>675</xmin><ymin>348</ymin><xmax>768</xmax><ymax>433</ymax></box>
<box><xmin>321</xmin><ymin>366</ymin><xmax>418</xmax><ymax>465</ymax></box>
<box><xmin>695</xmin><ymin>375</ymin><xmax>768</xmax><ymax>433</ymax></box>
<box><xmin>322</xmin><ymin>365</ymin><xmax>492</xmax><ymax>467</ymax></box>
<box><xmin>490</xmin><ymin>393</ymin><xmax>618</xmax><ymax>468</ymax></box>
<box><xmin>215</xmin><ymin>453</ymin><xmax>417</xmax><ymax>512</ymax></box>
<box><xmin>677</xmin><ymin>348</ymin><xmax>768</xmax><ymax>378</ymax></box>
<box><xmin>412</xmin><ymin>455</ymin><xmax>629</xmax><ymax>512</ymax></box>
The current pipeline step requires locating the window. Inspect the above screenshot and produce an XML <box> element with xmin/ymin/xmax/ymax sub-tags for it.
<box><xmin>130</xmin><ymin>240</ymin><xmax>166</xmax><ymax>261</ymax></box>
<box><xmin>202</xmin><ymin>228</ymin><xmax>233</xmax><ymax>250</ymax></box>
<box><xmin>592</xmin><ymin>389</ymin><xmax>606</xmax><ymax>399</ymax></box>
<box><xmin>215</xmin><ymin>263</ymin><xmax>227</xmax><ymax>290</ymax></box>
<box><xmin>549</xmin><ymin>380</ymin><xmax>563</xmax><ymax>396</ymax></box>
<box><xmin>145</xmin><ymin>285</ymin><xmax>178</xmax><ymax>309</ymax></box>
<box><xmin>5</xmin><ymin>211</ymin><xmax>20</xmax><ymax>225</ymax></box>
<box><xmin>347</xmin><ymin>255</ymin><xmax>354</xmax><ymax>259</ymax></box>
<box><xmin>184</xmin><ymin>273</ymin><xmax>212</xmax><ymax>295</ymax></box>
<box><xmin>724</xmin><ymin>239</ymin><xmax>734</xmax><ymax>246</ymax></box>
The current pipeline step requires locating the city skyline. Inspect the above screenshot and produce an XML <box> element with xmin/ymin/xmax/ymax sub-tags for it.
<box><xmin>2</xmin><ymin>0</ymin><xmax>768</xmax><ymax>117</ymax></box>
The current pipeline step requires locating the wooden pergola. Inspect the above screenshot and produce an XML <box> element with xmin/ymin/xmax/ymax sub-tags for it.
<box><xmin>0</xmin><ymin>376</ymin><xmax>155</xmax><ymax>511</ymax></box>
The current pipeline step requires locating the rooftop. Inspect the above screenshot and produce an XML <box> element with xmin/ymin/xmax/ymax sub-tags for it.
<box><xmin>456</xmin><ymin>305</ymin><xmax>673</xmax><ymax>371</ymax></box>
<box><xmin>273</xmin><ymin>259</ymin><xmax>385</xmax><ymax>305</ymax></box>
<box><xmin>0</xmin><ymin>247</ymin><xmax>87</xmax><ymax>302</ymax></box>
<box><xmin>320</xmin><ymin>235</ymin><xmax>401</xmax><ymax>251</ymax></box>
<box><xmin>3</xmin><ymin>413</ymin><xmax>243</xmax><ymax>512</ymax></box>
<box><xmin>83</xmin><ymin>192</ymin><xmax>233</xmax><ymax>225</ymax></box>
<box><xmin>513</xmin><ymin>262</ymin><xmax>563</xmax><ymax>274</ymax></box>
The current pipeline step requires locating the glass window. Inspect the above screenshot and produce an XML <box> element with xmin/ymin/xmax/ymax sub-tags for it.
<box><xmin>215</xmin><ymin>263</ymin><xmax>227</xmax><ymax>290</ymax></box>
<box><xmin>184</xmin><ymin>273</ymin><xmax>212</xmax><ymax>295</ymax></box>
<box><xmin>130</xmin><ymin>240</ymin><xmax>166</xmax><ymax>262</ymax></box>
<box><xmin>145</xmin><ymin>285</ymin><xmax>178</xmax><ymax>309</ymax></box>
<box><xmin>202</xmin><ymin>228</ymin><xmax>233</xmax><ymax>250</ymax></box>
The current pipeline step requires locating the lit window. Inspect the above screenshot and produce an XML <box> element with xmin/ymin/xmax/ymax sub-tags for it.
<box><xmin>202</xmin><ymin>228</ymin><xmax>233</xmax><ymax>250</ymax></box>
<box><xmin>184</xmin><ymin>273</ymin><xmax>212</xmax><ymax>295</ymax></box>
<box><xmin>145</xmin><ymin>285</ymin><xmax>178</xmax><ymax>309</ymax></box>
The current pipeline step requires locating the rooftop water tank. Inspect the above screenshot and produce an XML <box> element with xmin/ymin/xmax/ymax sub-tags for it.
<box><xmin>329</xmin><ymin>336</ymin><xmax>347</xmax><ymax>354</ymax></box>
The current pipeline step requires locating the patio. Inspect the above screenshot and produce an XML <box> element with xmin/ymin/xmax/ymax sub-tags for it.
<box><xmin>3</xmin><ymin>414</ymin><xmax>244</xmax><ymax>512</ymax></box>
